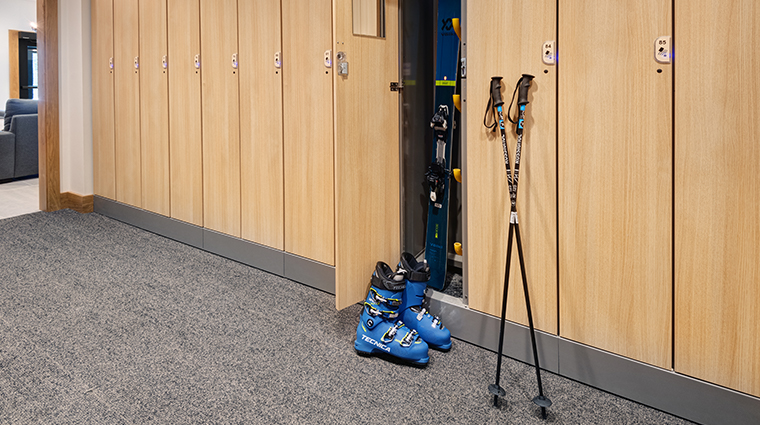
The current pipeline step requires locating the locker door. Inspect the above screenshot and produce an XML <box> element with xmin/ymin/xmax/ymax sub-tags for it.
<box><xmin>239</xmin><ymin>0</ymin><xmax>284</xmax><ymax>250</ymax></box>
<box><xmin>92</xmin><ymin>0</ymin><xmax>115</xmax><ymax>200</ymax></box>
<box><xmin>113</xmin><ymin>0</ymin><xmax>142</xmax><ymax>207</ymax></box>
<box><xmin>200</xmin><ymin>0</ymin><xmax>241</xmax><ymax>237</ymax></box>
<box><xmin>675</xmin><ymin>0</ymin><xmax>760</xmax><ymax>397</ymax></box>
<box><xmin>559</xmin><ymin>0</ymin><xmax>672</xmax><ymax>368</ymax></box>
<box><xmin>140</xmin><ymin>0</ymin><xmax>170</xmax><ymax>216</ymax></box>
<box><xmin>168</xmin><ymin>0</ymin><xmax>203</xmax><ymax>226</ymax></box>
<box><xmin>282</xmin><ymin>0</ymin><xmax>334</xmax><ymax>264</ymax></box>
<box><xmin>465</xmin><ymin>1</ymin><xmax>558</xmax><ymax>334</ymax></box>
<box><xmin>333</xmin><ymin>0</ymin><xmax>399</xmax><ymax>309</ymax></box>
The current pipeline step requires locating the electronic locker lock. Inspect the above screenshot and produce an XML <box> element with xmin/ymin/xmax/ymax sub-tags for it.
<box><xmin>232</xmin><ymin>53</ymin><xmax>238</xmax><ymax>69</ymax></box>
<box><xmin>274</xmin><ymin>51</ymin><xmax>281</xmax><ymax>69</ymax></box>
<box><xmin>134</xmin><ymin>56</ymin><xmax>139</xmax><ymax>70</ymax></box>
<box><xmin>162</xmin><ymin>55</ymin><xmax>168</xmax><ymax>69</ymax></box>
<box><xmin>655</xmin><ymin>36</ymin><xmax>672</xmax><ymax>64</ymax></box>
<box><xmin>324</xmin><ymin>50</ymin><xmax>332</xmax><ymax>68</ymax></box>
<box><xmin>194</xmin><ymin>54</ymin><xmax>201</xmax><ymax>69</ymax></box>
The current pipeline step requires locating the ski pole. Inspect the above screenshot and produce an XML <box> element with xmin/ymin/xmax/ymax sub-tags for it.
<box><xmin>485</xmin><ymin>74</ymin><xmax>552</xmax><ymax>420</ymax></box>
<box><xmin>513</xmin><ymin>75</ymin><xmax>552</xmax><ymax>420</ymax></box>
<box><xmin>487</xmin><ymin>76</ymin><xmax>513</xmax><ymax>406</ymax></box>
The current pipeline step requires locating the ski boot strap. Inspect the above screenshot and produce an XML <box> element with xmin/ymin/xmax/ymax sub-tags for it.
<box><xmin>410</xmin><ymin>305</ymin><xmax>443</xmax><ymax>329</ymax></box>
<box><xmin>398</xmin><ymin>252</ymin><xmax>431</xmax><ymax>282</ymax></box>
<box><xmin>382</xmin><ymin>321</ymin><xmax>419</xmax><ymax>347</ymax></box>
<box><xmin>368</xmin><ymin>287</ymin><xmax>402</xmax><ymax>308</ymax></box>
<box><xmin>364</xmin><ymin>301</ymin><xmax>399</xmax><ymax>319</ymax></box>
<box><xmin>397</xmin><ymin>266</ymin><xmax>429</xmax><ymax>283</ymax></box>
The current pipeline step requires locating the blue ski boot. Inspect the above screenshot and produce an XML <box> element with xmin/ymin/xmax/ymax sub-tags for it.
<box><xmin>355</xmin><ymin>262</ymin><xmax>429</xmax><ymax>366</ymax></box>
<box><xmin>397</xmin><ymin>252</ymin><xmax>452</xmax><ymax>351</ymax></box>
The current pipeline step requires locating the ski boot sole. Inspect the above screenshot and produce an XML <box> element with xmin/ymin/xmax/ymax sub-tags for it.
<box><xmin>354</xmin><ymin>342</ymin><xmax>430</xmax><ymax>367</ymax></box>
<box><xmin>429</xmin><ymin>341</ymin><xmax>452</xmax><ymax>352</ymax></box>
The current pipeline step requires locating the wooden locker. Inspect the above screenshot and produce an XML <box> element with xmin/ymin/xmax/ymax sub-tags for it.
<box><xmin>465</xmin><ymin>1</ymin><xmax>558</xmax><ymax>334</ymax></box>
<box><xmin>559</xmin><ymin>0</ymin><xmax>672</xmax><ymax>368</ymax></box>
<box><xmin>200</xmin><ymin>0</ymin><xmax>241</xmax><ymax>237</ymax></box>
<box><xmin>113</xmin><ymin>0</ymin><xmax>142</xmax><ymax>207</ymax></box>
<box><xmin>139</xmin><ymin>0</ymin><xmax>170</xmax><ymax>216</ymax></box>
<box><xmin>675</xmin><ymin>0</ymin><xmax>760</xmax><ymax>397</ymax></box>
<box><xmin>333</xmin><ymin>0</ymin><xmax>400</xmax><ymax>309</ymax></box>
<box><xmin>282</xmin><ymin>0</ymin><xmax>335</xmax><ymax>264</ymax></box>
<box><xmin>168</xmin><ymin>0</ymin><xmax>203</xmax><ymax>226</ymax></box>
<box><xmin>92</xmin><ymin>0</ymin><xmax>115</xmax><ymax>200</ymax></box>
<box><xmin>239</xmin><ymin>0</ymin><xmax>284</xmax><ymax>250</ymax></box>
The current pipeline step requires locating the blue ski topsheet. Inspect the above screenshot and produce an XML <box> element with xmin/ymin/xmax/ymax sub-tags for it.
<box><xmin>425</xmin><ymin>0</ymin><xmax>460</xmax><ymax>290</ymax></box>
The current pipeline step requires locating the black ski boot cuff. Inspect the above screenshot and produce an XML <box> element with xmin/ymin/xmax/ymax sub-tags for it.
<box><xmin>398</xmin><ymin>252</ymin><xmax>430</xmax><ymax>282</ymax></box>
<box><xmin>371</xmin><ymin>262</ymin><xmax>407</xmax><ymax>292</ymax></box>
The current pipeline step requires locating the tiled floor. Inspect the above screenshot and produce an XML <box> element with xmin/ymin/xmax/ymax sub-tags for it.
<box><xmin>0</xmin><ymin>178</ymin><xmax>40</xmax><ymax>219</ymax></box>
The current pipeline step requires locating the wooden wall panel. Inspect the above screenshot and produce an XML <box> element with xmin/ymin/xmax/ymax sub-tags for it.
<box><xmin>167</xmin><ymin>0</ymin><xmax>203</xmax><ymax>226</ymax></box>
<box><xmin>559</xmin><ymin>0</ymin><xmax>672</xmax><ymax>368</ymax></box>
<box><xmin>139</xmin><ymin>0</ymin><xmax>170</xmax><ymax>216</ymax></box>
<box><xmin>113</xmin><ymin>0</ymin><xmax>142</xmax><ymax>207</ymax></box>
<box><xmin>282</xmin><ymin>0</ymin><xmax>334</xmax><ymax>264</ymax></box>
<box><xmin>675</xmin><ymin>0</ymin><xmax>760</xmax><ymax>397</ymax></box>
<box><xmin>200</xmin><ymin>0</ymin><xmax>241</xmax><ymax>237</ymax></box>
<box><xmin>465</xmin><ymin>1</ymin><xmax>557</xmax><ymax>334</ymax></box>
<box><xmin>239</xmin><ymin>0</ymin><xmax>284</xmax><ymax>250</ymax></box>
<box><xmin>9</xmin><ymin>30</ymin><xmax>20</xmax><ymax>99</ymax></box>
<box><xmin>91</xmin><ymin>0</ymin><xmax>115</xmax><ymax>199</ymax></box>
<box><xmin>37</xmin><ymin>0</ymin><xmax>61</xmax><ymax>212</ymax></box>
<box><xmin>334</xmin><ymin>0</ymin><xmax>400</xmax><ymax>309</ymax></box>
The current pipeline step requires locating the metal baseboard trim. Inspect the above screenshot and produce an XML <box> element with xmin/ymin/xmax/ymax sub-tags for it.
<box><xmin>202</xmin><ymin>229</ymin><xmax>284</xmax><ymax>276</ymax></box>
<box><xmin>427</xmin><ymin>290</ymin><xmax>559</xmax><ymax>373</ymax></box>
<box><xmin>557</xmin><ymin>338</ymin><xmax>760</xmax><ymax>425</ymax></box>
<box><xmin>283</xmin><ymin>252</ymin><xmax>335</xmax><ymax>295</ymax></box>
<box><xmin>93</xmin><ymin>196</ymin><xmax>203</xmax><ymax>248</ymax></box>
<box><xmin>94</xmin><ymin>196</ymin><xmax>335</xmax><ymax>295</ymax></box>
<box><xmin>429</xmin><ymin>290</ymin><xmax>760</xmax><ymax>425</ymax></box>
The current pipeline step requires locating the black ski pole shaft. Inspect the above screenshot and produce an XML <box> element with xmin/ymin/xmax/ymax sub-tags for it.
<box><xmin>514</xmin><ymin>223</ymin><xmax>551</xmax><ymax>419</ymax></box>
<box><xmin>486</xmin><ymin>75</ymin><xmax>514</xmax><ymax>405</ymax></box>
<box><xmin>490</xmin><ymin>222</ymin><xmax>514</xmax><ymax>406</ymax></box>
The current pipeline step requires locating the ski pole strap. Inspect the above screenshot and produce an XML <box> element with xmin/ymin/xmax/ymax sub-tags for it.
<box><xmin>483</xmin><ymin>76</ymin><xmax>503</xmax><ymax>132</ymax></box>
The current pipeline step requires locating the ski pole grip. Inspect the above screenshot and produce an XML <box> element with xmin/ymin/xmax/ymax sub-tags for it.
<box><xmin>517</xmin><ymin>74</ymin><xmax>535</xmax><ymax>106</ymax></box>
<box><xmin>490</xmin><ymin>76</ymin><xmax>504</xmax><ymax>107</ymax></box>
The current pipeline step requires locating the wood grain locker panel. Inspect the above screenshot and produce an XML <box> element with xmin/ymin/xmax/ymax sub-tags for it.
<box><xmin>113</xmin><ymin>0</ymin><xmax>142</xmax><ymax>207</ymax></box>
<box><xmin>282</xmin><ymin>0</ymin><xmax>334</xmax><ymax>265</ymax></box>
<box><xmin>465</xmin><ymin>0</ymin><xmax>558</xmax><ymax>334</ymax></box>
<box><xmin>239</xmin><ymin>0</ymin><xmax>284</xmax><ymax>250</ymax></box>
<box><xmin>139</xmin><ymin>0</ymin><xmax>170</xmax><ymax>216</ymax></box>
<box><xmin>333</xmin><ymin>0</ymin><xmax>400</xmax><ymax>309</ymax></box>
<box><xmin>558</xmin><ymin>0</ymin><xmax>672</xmax><ymax>368</ymax></box>
<box><xmin>200</xmin><ymin>0</ymin><xmax>241</xmax><ymax>237</ymax></box>
<box><xmin>168</xmin><ymin>0</ymin><xmax>203</xmax><ymax>226</ymax></box>
<box><xmin>92</xmin><ymin>0</ymin><xmax>115</xmax><ymax>199</ymax></box>
<box><xmin>675</xmin><ymin>0</ymin><xmax>760</xmax><ymax>397</ymax></box>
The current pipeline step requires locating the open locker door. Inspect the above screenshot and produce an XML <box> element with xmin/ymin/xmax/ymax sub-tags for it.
<box><xmin>334</xmin><ymin>0</ymin><xmax>401</xmax><ymax>309</ymax></box>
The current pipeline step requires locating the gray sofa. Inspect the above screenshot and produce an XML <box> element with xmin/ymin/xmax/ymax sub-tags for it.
<box><xmin>0</xmin><ymin>99</ymin><xmax>39</xmax><ymax>181</ymax></box>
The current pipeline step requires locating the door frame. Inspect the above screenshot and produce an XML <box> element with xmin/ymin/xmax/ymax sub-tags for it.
<box><xmin>37</xmin><ymin>0</ymin><xmax>61</xmax><ymax>212</ymax></box>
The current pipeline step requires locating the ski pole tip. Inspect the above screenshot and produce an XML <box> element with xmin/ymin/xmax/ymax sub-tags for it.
<box><xmin>454</xmin><ymin>242</ymin><xmax>462</xmax><ymax>256</ymax></box>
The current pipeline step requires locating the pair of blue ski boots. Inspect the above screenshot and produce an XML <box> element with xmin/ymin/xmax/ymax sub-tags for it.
<box><xmin>354</xmin><ymin>253</ymin><xmax>452</xmax><ymax>366</ymax></box>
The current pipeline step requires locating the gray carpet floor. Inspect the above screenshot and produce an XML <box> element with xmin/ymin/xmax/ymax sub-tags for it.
<box><xmin>0</xmin><ymin>210</ymin><xmax>694</xmax><ymax>424</ymax></box>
